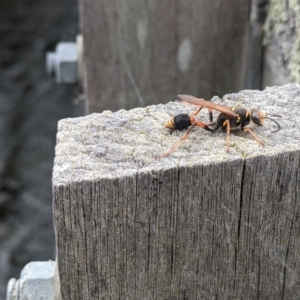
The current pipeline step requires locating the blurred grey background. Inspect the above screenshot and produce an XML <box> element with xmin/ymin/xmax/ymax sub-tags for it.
<box><xmin>0</xmin><ymin>0</ymin><xmax>83</xmax><ymax>297</ymax></box>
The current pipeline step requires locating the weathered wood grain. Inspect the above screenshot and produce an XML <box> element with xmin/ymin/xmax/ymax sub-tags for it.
<box><xmin>53</xmin><ymin>84</ymin><xmax>300</xmax><ymax>299</ymax></box>
<box><xmin>80</xmin><ymin>0</ymin><xmax>251</xmax><ymax>113</ymax></box>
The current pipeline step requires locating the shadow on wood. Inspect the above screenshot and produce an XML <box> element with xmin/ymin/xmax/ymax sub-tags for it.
<box><xmin>53</xmin><ymin>84</ymin><xmax>300</xmax><ymax>299</ymax></box>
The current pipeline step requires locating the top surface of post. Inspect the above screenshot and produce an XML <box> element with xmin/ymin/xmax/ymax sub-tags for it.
<box><xmin>53</xmin><ymin>84</ymin><xmax>300</xmax><ymax>185</ymax></box>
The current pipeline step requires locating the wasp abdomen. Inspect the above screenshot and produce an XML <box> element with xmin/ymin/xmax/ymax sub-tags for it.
<box><xmin>165</xmin><ymin>114</ymin><xmax>192</xmax><ymax>130</ymax></box>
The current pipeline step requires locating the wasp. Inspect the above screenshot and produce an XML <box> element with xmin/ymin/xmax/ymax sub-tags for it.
<box><xmin>161</xmin><ymin>94</ymin><xmax>281</xmax><ymax>157</ymax></box>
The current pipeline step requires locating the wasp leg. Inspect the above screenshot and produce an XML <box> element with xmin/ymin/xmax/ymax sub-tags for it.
<box><xmin>191</xmin><ymin>106</ymin><xmax>203</xmax><ymax>116</ymax></box>
<box><xmin>208</xmin><ymin>108</ymin><xmax>213</xmax><ymax>122</ymax></box>
<box><xmin>191</xmin><ymin>106</ymin><xmax>214</xmax><ymax>123</ymax></box>
<box><xmin>243</xmin><ymin>128</ymin><xmax>265</xmax><ymax>146</ymax></box>
<box><xmin>212</xmin><ymin>124</ymin><xmax>221</xmax><ymax>132</ymax></box>
<box><xmin>222</xmin><ymin>120</ymin><xmax>231</xmax><ymax>153</ymax></box>
<box><xmin>204</xmin><ymin>97</ymin><xmax>213</xmax><ymax>121</ymax></box>
<box><xmin>190</xmin><ymin>106</ymin><xmax>203</xmax><ymax>117</ymax></box>
<box><xmin>160</xmin><ymin>121</ymin><xmax>212</xmax><ymax>158</ymax></box>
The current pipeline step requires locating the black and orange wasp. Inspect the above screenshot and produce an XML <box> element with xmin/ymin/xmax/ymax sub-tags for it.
<box><xmin>161</xmin><ymin>94</ymin><xmax>281</xmax><ymax>158</ymax></box>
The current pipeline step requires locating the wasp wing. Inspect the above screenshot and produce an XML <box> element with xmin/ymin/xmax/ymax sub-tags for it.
<box><xmin>177</xmin><ymin>94</ymin><xmax>238</xmax><ymax>117</ymax></box>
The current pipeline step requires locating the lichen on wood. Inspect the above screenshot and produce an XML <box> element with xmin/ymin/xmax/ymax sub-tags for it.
<box><xmin>264</xmin><ymin>0</ymin><xmax>300</xmax><ymax>83</ymax></box>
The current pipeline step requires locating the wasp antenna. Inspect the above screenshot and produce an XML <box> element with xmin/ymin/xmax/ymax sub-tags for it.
<box><xmin>268</xmin><ymin>114</ymin><xmax>282</xmax><ymax>118</ymax></box>
<box><xmin>265</xmin><ymin>117</ymin><xmax>281</xmax><ymax>133</ymax></box>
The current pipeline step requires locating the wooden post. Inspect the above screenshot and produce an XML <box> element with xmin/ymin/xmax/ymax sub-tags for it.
<box><xmin>80</xmin><ymin>0</ymin><xmax>251</xmax><ymax>113</ymax></box>
<box><xmin>53</xmin><ymin>84</ymin><xmax>300</xmax><ymax>299</ymax></box>
<box><xmin>263</xmin><ymin>0</ymin><xmax>300</xmax><ymax>87</ymax></box>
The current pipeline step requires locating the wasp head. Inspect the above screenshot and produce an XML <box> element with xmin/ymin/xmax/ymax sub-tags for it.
<box><xmin>251</xmin><ymin>109</ymin><xmax>265</xmax><ymax>126</ymax></box>
<box><xmin>251</xmin><ymin>109</ymin><xmax>281</xmax><ymax>133</ymax></box>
